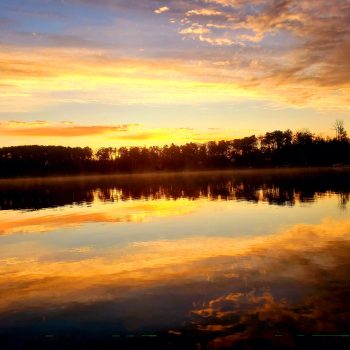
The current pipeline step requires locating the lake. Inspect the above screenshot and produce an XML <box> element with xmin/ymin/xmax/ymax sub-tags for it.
<box><xmin>0</xmin><ymin>168</ymin><xmax>349</xmax><ymax>349</ymax></box>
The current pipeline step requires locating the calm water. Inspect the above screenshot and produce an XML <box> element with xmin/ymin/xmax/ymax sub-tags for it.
<box><xmin>0</xmin><ymin>168</ymin><xmax>349</xmax><ymax>349</ymax></box>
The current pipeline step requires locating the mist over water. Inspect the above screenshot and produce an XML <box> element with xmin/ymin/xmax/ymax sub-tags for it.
<box><xmin>0</xmin><ymin>168</ymin><xmax>349</xmax><ymax>349</ymax></box>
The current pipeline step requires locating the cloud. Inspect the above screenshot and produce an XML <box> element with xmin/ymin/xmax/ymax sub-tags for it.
<box><xmin>0</xmin><ymin>119</ymin><xmax>247</xmax><ymax>146</ymax></box>
<box><xmin>1</xmin><ymin>0</ymin><xmax>350</xmax><ymax>117</ymax></box>
<box><xmin>154</xmin><ymin>6</ymin><xmax>170</xmax><ymax>14</ymax></box>
<box><xmin>0</xmin><ymin>46</ymin><xmax>265</xmax><ymax>115</ymax></box>
<box><xmin>179</xmin><ymin>24</ymin><xmax>211</xmax><ymax>35</ymax></box>
<box><xmin>112</xmin><ymin>130</ymin><xmax>169</xmax><ymax>141</ymax></box>
<box><xmin>172</xmin><ymin>0</ymin><xmax>350</xmax><ymax>106</ymax></box>
<box><xmin>1</xmin><ymin>40</ymin><xmax>349</xmax><ymax>115</ymax></box>
<box><xmin>199</xmin><ymin>35</ymin><xmax>234</xmax><ymax>46</ymax></box>
<box><xmin>6</xmin><ymin>120</ymin><xmax>49</xmax><ymax>127</ymax></box>
<box><xmin>186</xmin><ymin>9</ymin><xmax>224</xmax><ymax>16</ymax></box>
<box><xmin>0</xmin><ymin>121</ymin><xmax>135</xmax><ymax>138</ymax></box>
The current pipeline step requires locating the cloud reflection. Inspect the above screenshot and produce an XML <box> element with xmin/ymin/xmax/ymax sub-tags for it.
<box><xmin>0</xmin><ymin>218</ymin><xmax>349</xmax><ymax>315</ymax></box>
<box><xmin>0</xmin><ymin>198</ymin><xmax>201</xmax><ymax>235</ymax></box>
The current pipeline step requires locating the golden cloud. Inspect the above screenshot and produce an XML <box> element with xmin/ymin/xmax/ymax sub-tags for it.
<box><xmin>1</xmin><ymin>42</ymin><xmax>348</xmax><ymax>114</ymax></box>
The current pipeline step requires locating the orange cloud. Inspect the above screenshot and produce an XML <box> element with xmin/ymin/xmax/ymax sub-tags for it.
<box><xmin>0</xmin><ymin>122</ymin><xmax>133</xmax><ymax>137</ymax></box>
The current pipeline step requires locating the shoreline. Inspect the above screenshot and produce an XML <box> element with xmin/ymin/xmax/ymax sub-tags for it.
<box><xmin>0</xmin><ymin>165</ymin><xmax>349</xmax><ymax>184</ymax></box>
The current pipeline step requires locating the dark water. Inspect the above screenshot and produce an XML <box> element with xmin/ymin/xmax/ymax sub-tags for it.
<box><xmin>0</xmin><ymin>168</ymin><xmax>349</xmax><ymax>349</ymax></box>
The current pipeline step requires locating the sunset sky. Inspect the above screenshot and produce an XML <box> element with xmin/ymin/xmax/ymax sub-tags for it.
<box><xmin>1</xmin><ymin>0</ymin><xmax>349</xmax><ymax>147</ymax></box>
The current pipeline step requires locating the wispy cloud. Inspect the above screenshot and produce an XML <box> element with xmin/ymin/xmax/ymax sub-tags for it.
<box><xmin>0</xmin><ymin>121</ymin><xmax>136</xmax><ymax>138</ymax></box>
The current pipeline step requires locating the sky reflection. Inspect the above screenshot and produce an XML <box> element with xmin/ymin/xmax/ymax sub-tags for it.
<box><xmin>0</xmin><ymin>170</ymin><xmax>349</xmax><ymax>349</ymax></box>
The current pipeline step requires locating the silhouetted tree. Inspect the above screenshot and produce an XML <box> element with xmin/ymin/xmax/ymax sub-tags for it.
<box><xmin>334</xmin><ymin>120</ymin><xmax>348</xmax><ymax>141</ymax></box>
<box><xmin>0</xmin><ymin>124</ymin><xmax>349</xmax><ymax>177</ymax></box>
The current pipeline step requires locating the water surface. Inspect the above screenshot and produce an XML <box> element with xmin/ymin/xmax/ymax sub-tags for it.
<box><xmin>0</xmin><ymin>168</ymin><xmax>349</xmax><ymax>349</ymax></box>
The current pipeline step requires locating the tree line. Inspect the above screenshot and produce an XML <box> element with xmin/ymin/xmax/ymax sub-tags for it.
<box><xmin>0</xmin><ymin>127</ymin><xmax>348</xmax><ymax>177</ymax></box>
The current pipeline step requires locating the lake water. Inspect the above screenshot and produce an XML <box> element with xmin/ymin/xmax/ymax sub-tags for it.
<box><xmin>0</xmin><ymin>168</ymin><xmax>349</xmax><ymax>349</ymax></box>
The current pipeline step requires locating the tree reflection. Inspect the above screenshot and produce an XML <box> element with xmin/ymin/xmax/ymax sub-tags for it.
<box><xmin>0</xmin><ymin>169</ymin><xmax>348</xmax><ymax>211</ymax></box>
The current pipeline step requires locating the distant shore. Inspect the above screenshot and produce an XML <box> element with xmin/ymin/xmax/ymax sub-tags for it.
<box><xmin>0</xmin><ymin>165</ymin><xmax>349</xmax><ymax>183</ymax></box>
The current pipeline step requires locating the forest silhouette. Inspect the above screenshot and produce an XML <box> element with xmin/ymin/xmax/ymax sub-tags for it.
<box><xmin>0</xmin><ymin>128</ymin><xmax>349</xmax><ymax>177</ymax></box>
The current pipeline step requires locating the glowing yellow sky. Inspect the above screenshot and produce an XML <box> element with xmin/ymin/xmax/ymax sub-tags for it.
<box><xmin>0</xmin><ymin>0</ymin><xmax>349</xmax><ymax>146</ymax></box>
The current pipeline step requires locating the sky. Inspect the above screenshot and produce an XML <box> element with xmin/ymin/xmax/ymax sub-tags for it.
<box><xmin>0</xmin><ymin>0</ymin><xmax>349</xmax><ymax>147</ymax></box>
